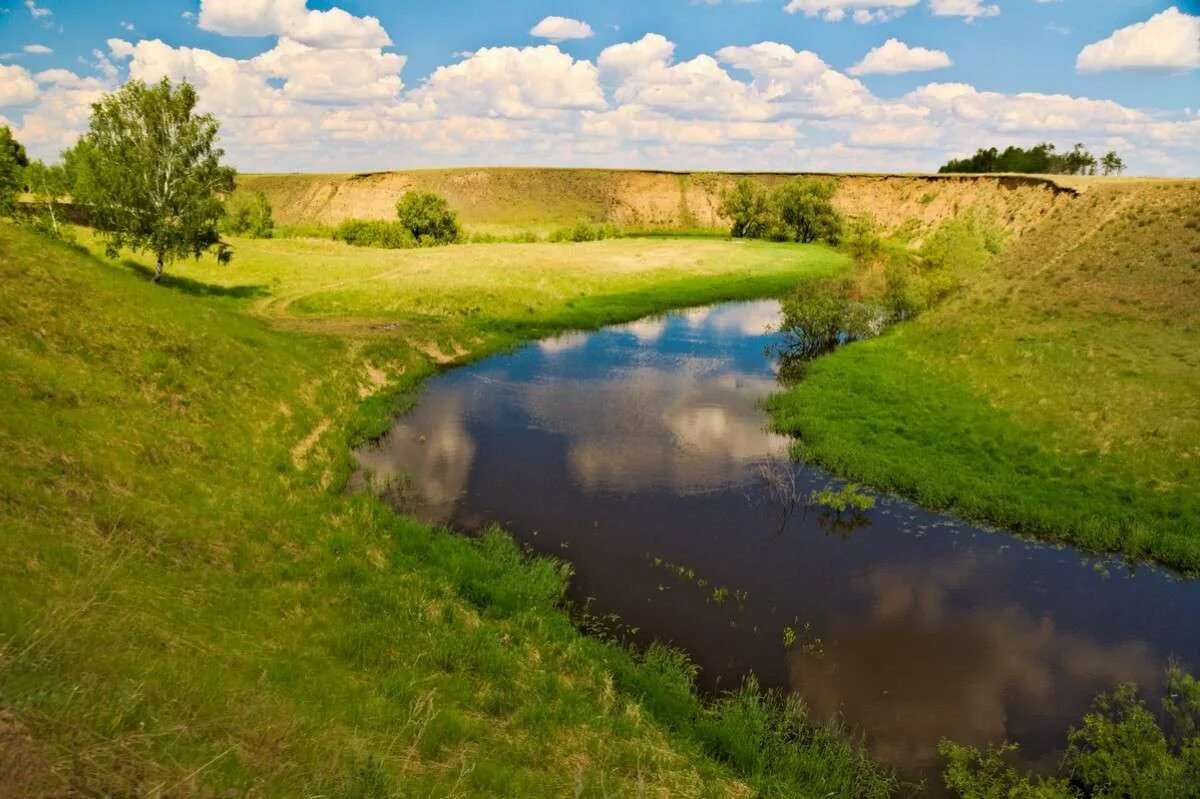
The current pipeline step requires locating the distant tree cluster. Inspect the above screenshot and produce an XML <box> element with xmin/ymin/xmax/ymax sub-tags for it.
<box><xmin>334</xmin><ymin>191</ymin><xmax>462</xmax><ymax>249</ymax></box>
<box><xmin>719</xmin><ymin>177</ymin><xmax>843</xmax><ymax>245</ymax></box>
<box><xmin>222</xmin><ymin>190</ymin><xmax>275</xmax><ymax>239</ymax></box>
<box><xmin>0</xmin><ymin>126</ymin><xmax>30</xmax><ymax>216</ymax></box>
<box><xmin>939</xmin><ymin>143</ymin><xmax>1125</xmax><ymax>176</ymax></box>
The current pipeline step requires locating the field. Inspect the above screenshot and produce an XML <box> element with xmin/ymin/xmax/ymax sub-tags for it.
<box><xmin>0</xmin><ymin>225</ymin><xmax>891</xmax><ymax>797</ymax></box>
<box><xmin>768</xmin><ymin>180</ymin><xmax>1200</xmax><ymax>571</ymax></box>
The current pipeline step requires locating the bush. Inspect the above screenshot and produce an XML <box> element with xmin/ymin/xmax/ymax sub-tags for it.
<box><xmin>222</xmin><ymin>191</ymin><xmax>275</xmax><ymax>238</ymax></box>
<box><xmin>395</xmin><ymin>191</ymin><xmax>461</xmax><ymax>244</ymax></box>
<box><xmin>770</xmin><ymin>178</ymin><xmax>843</xmax><ymax>245</ymax></box>
<box><xmin>940</xmin><ymin>664</ymin><xmax>1200</xmax><ymax>798</ymax></box>
<box><xmin>719</xmin><ymin>178</ymin><xmax>774</xmax><ymax>239</ymax></box>
<box><xmin>548</xmin><ymin>220</ymin><xmax>621</xmax><ymax>242</ymax></box>
<box><xmin>0</xmin><ymin>125</ymin><xmax>29</xmax><ymax>216</ymax></box>
<box><xmin>843</xmin><ymin>215</ymin><xmax>883</xmax><ymax>263</ymax></box>
<box><xmin>333</xmin><ymin>218</ymin><xmax>417</xmax><ymax>249</ymax></box>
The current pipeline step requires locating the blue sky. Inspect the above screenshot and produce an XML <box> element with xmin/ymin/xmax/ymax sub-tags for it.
<box><xmin>1</xmin><ymin>0</ymin><xmax>1198</xmax><ymax>173</ymax></box>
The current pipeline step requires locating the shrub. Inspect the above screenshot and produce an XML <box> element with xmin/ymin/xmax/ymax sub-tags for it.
<box><xmin>333</xmin><ymin>218</ymin><xmax>417</xmax><ymax>249</ymax></box>
<box><xmin>222</xmin><ymin>190</ymin><xmax>275</xmax><ymax>238</ymax></box>
<box><xmin>770</xmin><ymin>178</ymin><xmax>843</xmax><ymax>245</ymax></box>
<box><xmin>940</xmin><ymin>664</ymin><xmax>1200</xmax><ymax>798</ymax></box>
<box><xmin>395</xmin><ymin>190</ymin><xmax>461</xmax><ymax>244</ymax></box>
<box><xmin>719</xmin><ymin>178</ymin><xmax>775</xmax><ymax>239</ymax></box>
<box><xmin>548</xmin><ymin>220</ymin><xmax>620</xmax><ymax>242</ymax></box>
<box><xmin>843</xmin><ymin>215</ymin><xmax>883</xmax><ymax>263</ymax></box>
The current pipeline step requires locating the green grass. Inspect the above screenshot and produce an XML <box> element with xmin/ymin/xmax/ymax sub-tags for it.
<box><xmin>0</xmin><ymin>224</ymin><xmax>889</xmax><ymax>796</ymax></box>
<box><xmin>768</xmin><ymin>182</ymin><xmax>1200</xmax><ymax>572</ymax></box>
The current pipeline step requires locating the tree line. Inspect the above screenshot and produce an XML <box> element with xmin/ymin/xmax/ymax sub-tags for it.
<box><xmin>938</xmin><ymin>142</ymin><xmax>1125</xmax><ymax>176</ymax></box>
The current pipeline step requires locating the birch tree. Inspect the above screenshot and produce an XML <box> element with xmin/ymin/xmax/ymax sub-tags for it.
<box><xmin>70</xmin><ymin>78</ymin><xmax>236</xmax><ymax>281</ymax></box>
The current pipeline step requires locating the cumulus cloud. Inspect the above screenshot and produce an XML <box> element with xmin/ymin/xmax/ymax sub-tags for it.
<box><xmin>1076</xmin><ymin>7</ymin><xmax>1200</xmax><ymax>73</ymax></box>
<box><xmin>416</xmin><ymin>45</ymin><xmax>606</xmax><ymax>117</ymax></box>
<box><xmin>928</xmin><ymin>0</ymin><xmax>1000</xmax><ymax>21</ymax></box>
<box><xmin>783</xmin><ymin>0</ymin><xmax>919</xmax><ymax>23</ymax></box>
<box><xmin>251</xmin><ymin>37</ymin><xmax>406</xmax><ymax>103</ymax></box>
<box><xmin>530</xmin><ymin>16</ymin><xmax>594</xmax><ymax>41</ymax></box>
<box><xmin>849</xmin><ymin>39</ymin><xmax>952</xmax><ymax>75</ymax></box>
<box><xmin>198</xmin><ymin>0</ymin><xmax>391</xmax><ymax>49</ymax></box>
<box><xmin>0</xmin><ymin>64</ymin><xmax>39</xmax><ymax>106</ymax></box>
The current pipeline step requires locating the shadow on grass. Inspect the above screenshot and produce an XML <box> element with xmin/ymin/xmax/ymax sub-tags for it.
<box><xmin>122</xmin><ymin>259</ymin><xmax>271</xmax><ymax>299</ymax></box>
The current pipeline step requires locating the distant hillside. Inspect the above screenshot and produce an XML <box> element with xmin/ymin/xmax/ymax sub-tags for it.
<box><xmin>238</xmin><ymin>169</ymin><xmax>1078</xmax><ymax>237</ymax></box>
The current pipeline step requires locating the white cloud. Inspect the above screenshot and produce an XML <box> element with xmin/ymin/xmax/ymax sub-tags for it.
<box><xmin>1076</xmin><ymin>7</ymin><xmax>1200</xmax><ymax>73</ymax></box>
<box><xmin>197</xmin><ymin>0</ymin><xmax>391</xmax><ymax>49</ymax></box>
<box><xmin>530</xmin><ymin>16</ymin><xmax>595</xmax><ymax>41</ymax></box>
<box><xmin>849</xmin><ymin>39</ymin><xmax>952</xmax><ymax>75</ymax></box>
<box><xmin>251</xmin><ymin>37</ymin><xmax>406</xmax><ymax>103</ymax></box>
<box><xmin>23</xmin><ymin>44</ymin><xmax>52</xmax><ymax>55</ymax></box>
<box><xmin>0</xmin><ymin>64</ymin><xmax>39</xmax><ymax>106</ymax></box>
<box><xmin>783</xmin><ymin>0</ymin><xmax>918</xmax><ymax>23</ymax></box>
<box><xmin>928</xmin><ymin>0</ymin><xmax>999</xmax><ymax>21</ymax></box>
<box><xmin>24</xmin><ymin>1</ymin><xmax>51</xmax><ymax>20</ymax></box>
<box><xmin>417</xmin><ymin>45</ymin><xmax>605</xmax><ymax>118</ymax></box>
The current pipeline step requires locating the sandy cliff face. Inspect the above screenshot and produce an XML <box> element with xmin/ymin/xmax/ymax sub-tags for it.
<box><xmin>239</xmin><ymin>169</ymin><xmax>1078</xmax><ymax>236</ymax></box>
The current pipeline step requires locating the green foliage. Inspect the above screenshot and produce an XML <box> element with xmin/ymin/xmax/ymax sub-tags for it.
<box><xmin>940</xmin><ymin>742</ymin><xmax>1074</xmax><ymax>799</ymax></box>
<box><xmin>68</xmin><ymin>78</ymin><xmax>236</xmax><ymax>280</ymax></box>
<box><xmin>779</xmin><ymin>276</ymin><xmax>881</xmax><ymax>361</ymax></box>
<box><xmin>941</xmin><ymin>665</ymin><xmax>1200</xmax><ymax>798</ymax></box>
<box><xmin>809</xmin><ymin>483</ymin><xmax>875</xmax><ymax>513</ymax></box>
<box><xmin>843</xmin><ymin>215</ymin><xmax>884</xmax><ymax>263</ymax></box>
<box><xmin>1100</xmin><ymin>151</ymin><xmax>1126</xmax><ymax>177</ymax></box>
<box><xmin>939</xmin><ymin>142</ymin><xmax>1109</xmax><ymax>176</ymax></box>
<box><xmin>719</xmin><ymin>178</ymin><xmax>774</xmax><ymax>239</ymax></box>
<box><xmin>332</xmin><ymin>218</ymin><xmax>417</xmax><ymax>249</ymax></box>
<box><xmin>770</xmin><ymin>178</ymin><xmax>843</xmax><ymax>245</ymax></box>
<box><xmin>0</xmin><ymin>125</ymin><xmax>29</xmax><ymax>215</ymax></box>
<box><xmin>222</xmin><ymin>190</ymin><xmax>275</xmax><ymax>239</ymax></box>
<box><xmin>395</xmin><ymin>190</ymin><xmax>461</xmax><ymax>244</ymax></box>
<box><xmin>18</xmin><ymin>159</ymin><xmax>72</xmax><ymax>239</ymax></box>
<box><xmin>547</xmin><ymin>219</ymin><xmax>621</xmax><ymax>242</ymax></box>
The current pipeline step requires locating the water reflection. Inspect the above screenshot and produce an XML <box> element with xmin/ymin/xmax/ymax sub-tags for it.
<box><xmin>789</xmin><ymin>554</ymin><xmax>1161</xmax><ymax>774</ymax></box>
<box><xmin>354</xmin><ymin>299</ymin><xmax>1200</xmax><ymax>790</ymax></box>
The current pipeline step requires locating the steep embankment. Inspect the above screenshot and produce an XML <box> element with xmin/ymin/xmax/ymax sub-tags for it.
<box><xmin>769</xmin><ymin>180</ymin><xmax>1200</xmax><ymax>570</ymax></box>
<box><xmin>240</xmin><ymin>168</ymin><xmax>1074</xmax><ymax>236</ymax></box>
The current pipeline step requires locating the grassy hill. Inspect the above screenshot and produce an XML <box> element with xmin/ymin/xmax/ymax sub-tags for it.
<box><xmin>768</xmin><ymin>179</ymin><xmax>1200</xmax><ymax>570</ymax></box>
<box><xmin>0</xmin><ymin>225</ymin><xmax>894</xmax><ymax>797</ymax></box>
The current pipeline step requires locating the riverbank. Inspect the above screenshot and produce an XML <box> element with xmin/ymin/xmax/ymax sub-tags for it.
<box><xmin>768</xmin><ymin>180</ymin><xmax>1200</xmax><ymax>572</ymax></box>
<box><xmin>0</xmin><ymin>225</ymin><xmax>894</xmax><ymax>796</ymax></box>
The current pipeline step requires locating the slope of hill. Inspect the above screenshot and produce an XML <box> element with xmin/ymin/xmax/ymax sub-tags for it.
<box><xmin>768</xmin><ymin>179</ymin><xmax>1200</xmax><ymax>570</ymax></box>
<box><xmin>239</xmin><ymin>168</ymin><xmax>1075</xmax><ymax>237</ymax></box>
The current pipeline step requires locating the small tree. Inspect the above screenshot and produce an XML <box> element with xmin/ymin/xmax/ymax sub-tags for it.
<box><xmin>1100</xmin><ymin>151</ymin><xmax>1126</xmax><ymax>177</ymax></box>
<box><xmin>222</xmin><ymin>190</ymin><xmax>275</xmax><ymax>238</ymax></box>
<box><xmin>395</xmin><ymin>190</ymin><xmax>460</xmax><ymax>244</ymax></box>
<box><xmin>0</xmin><ymin>126</ymin><xmax>29</xmax><ymax>216</ymax></box>
<box><xmin>771</xmin><ymin>178</ymin><xmax>842</xmax><ymax>245</ymax></box>
<box><xmin>22</xmin><ymin>159</ymin><xmax>71</xmax><ymax>236</ymax></box>
<box><xmin>70</xmin><ymin>78</ymin><xmax>236</xmax><ymax>281</ymax></box>
<box><xmin>719</xmin><ymin>178</ymin><xmax>773</xmax><ymax>239</ymax></box>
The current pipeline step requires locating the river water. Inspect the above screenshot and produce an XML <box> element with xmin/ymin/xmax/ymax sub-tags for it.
<box><xmin>354</xmin><ymin>299</ymin><xmax>1200</xmax><ymax>790</ymax></box>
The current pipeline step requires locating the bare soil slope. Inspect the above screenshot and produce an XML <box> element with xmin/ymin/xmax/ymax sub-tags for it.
<box><xmin>239</xmin><ymin>169</ymin><xmax>1076</xmax><ymax>236</ymax></box>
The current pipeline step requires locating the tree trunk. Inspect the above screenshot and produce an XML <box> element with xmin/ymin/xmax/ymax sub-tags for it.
<box><xmin>153</xmin><ymin>256</ymin><xmax>164</xmax><ymax>283</ymax></box>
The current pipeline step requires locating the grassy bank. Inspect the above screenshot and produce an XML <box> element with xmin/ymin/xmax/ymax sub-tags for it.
<box><xmin>0</xmin><ymin>225</ymin><xmax>894</xmax><ymax>796</ymax></box>
<box><xmin>768</xmin><ymin>181</ymin><xmax>1200</xmax><ymax>571</ymax></box>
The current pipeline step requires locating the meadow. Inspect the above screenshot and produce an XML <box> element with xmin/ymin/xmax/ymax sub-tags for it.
<box><xmin>0</xmin><ymin>224</ymin><xmax>892</xmax><ymax>797</ymax></box>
